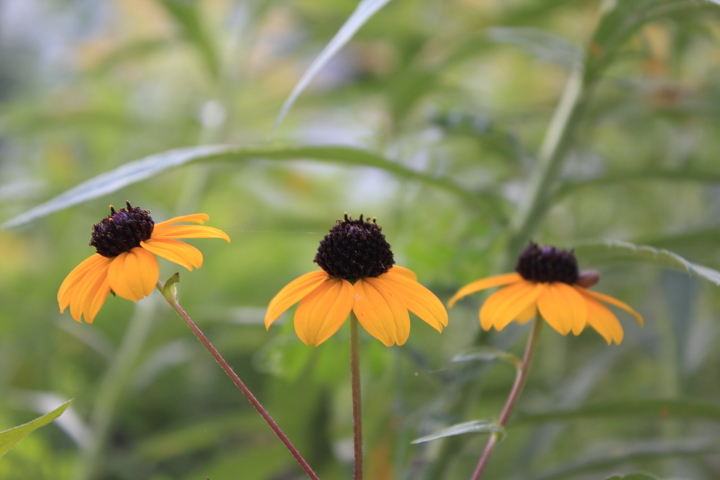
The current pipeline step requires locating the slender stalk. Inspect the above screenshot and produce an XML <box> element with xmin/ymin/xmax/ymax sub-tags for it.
<box><xmin>157</xmin><ymin>280</ymin><xmax>320</xmax><ymax>480</ymax></box>
<box><xmin>350</xmin><ymin>312</ymin><xmax>363</xmax><ymax>480</ymax></box>
<box><xmin>470</xmin><ymin>317</ymin><xmax>543</xmax><ymax>480</ymax></box>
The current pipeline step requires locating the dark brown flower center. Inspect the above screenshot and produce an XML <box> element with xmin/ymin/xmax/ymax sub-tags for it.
<box><xmin>90</xmin><ymin>202</ymin><xmax>154</xmax><ymax>258</ymax></box>
<box><xmin>314</xmin><ymin>213</ymin><xmax>394</xmax><ymax>281</ymax></box>
<box><xmin>515</xmin><ymin>242</ymin><xmax>579</xmax><ymax>284</ymax></box>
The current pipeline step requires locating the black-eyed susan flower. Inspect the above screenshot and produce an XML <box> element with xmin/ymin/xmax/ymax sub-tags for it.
<box><xmin>58</xmin><ymin>202</ymin><xmax>229</xmax><ymax>323</ymax></box>
<box><xmin>265</xmin><ymin>214</ymin><xmax>448</xmax><ymax>347</ymax></box>
<box><xmin>448</xmin><ymin>243</ymin><xmax>643</xmax><ymax>344</ymax></box>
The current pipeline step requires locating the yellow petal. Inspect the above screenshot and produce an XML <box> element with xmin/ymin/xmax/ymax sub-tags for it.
<box><xmin>265</xmin><ymin>270</ymin><xmax>329</xmax><ymax>329</ymax></box>
<box><xmin>353</xmin><ymin>280</ymin><xmax>395</xmax><ymax>346</ymax></box>
<box><xmin>141</xmin><ymin>238</ymin><xmax>203</xmax><ymax>271</ymax></box>
<box><xmin>448</xmin><ymin>273</ymin><xmax>523</xmax><ymax>308</ymax></box>
<box><xmin>516</xmin><ymin>303</ymin><xmax>537</xmax><ymax>324</ymax></box>
<box><xmin>583</xmin><ymin>293</ymin><xmax>624</xmax><ymax>344</ymax></box>
<box><xmin>577</xmin><ymin>287</ymin><xmax>644</xmax><ymax>326</ymax></box>
<box><xmin>152</xmin><ymin>225</ymin><xmax>230</xmax><ymax>242</ymax></box>
<box><xmin>82</xmin><ymin>273</ymin><xmax>112</xmax><ymax>324</ymax></box>
<box><xmin>58</xmin><ymin>254</ymin><xmax>111</xmax><ymax>310</ymax></box>
<box><xmin>153</xmin><ymin>213</ymin><xmax>209</xmax><ymax>229</ymax></box>
<box><xmin>480</xmin><ymin>281</ymin><xmax>544</xmax><ymax>331</ymax></box>
<box><xmin>374</xmin><ymin>273</ymin><xmax>447</xmax><ymax>332</ymax></box>
<box><xmin>294</xmin><ymin>278</ymin><xmax>353</xmax><ymax>346</ymax></box>
<box><xmin>385</xmin><ymin>266</ymin><xmax>417</xmax><ymax>282</ymax></box>
<box><xmin>107</xmin><ymin>248</ymin><xmax>159</xmax><ymax>302</ymax></box>
<box><xmin>364</xmin><ymin>277</ymin><xmax>412</xmax><ymax>345</ymax></box>
<box><xmin>68</xmin><ymin>259</ymin><xmax>111</xmax><ymax>322</ymax></box>
<box><xmin>536</xmin><ymin>283</ymin><xmax>587</xmax><ymax>335</ymax></box>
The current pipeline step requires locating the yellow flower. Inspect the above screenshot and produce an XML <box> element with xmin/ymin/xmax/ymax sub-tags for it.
<box><xmin>265</xmin><ymin>214</ymin><xmax>448</xmax><ymax>347</ymax></box>
<box><xmin>448</xmin><ymin>243</ymin><xmax>643</xmax><ymax>344</ymax></box>
<box><xmin>58</xmin><ymin>202</ymin><xmax>230</xmax><ymax>323</ymax></box>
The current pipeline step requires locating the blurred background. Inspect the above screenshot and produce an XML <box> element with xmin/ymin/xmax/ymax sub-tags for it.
<box><xmin>1</xmin><ymin>0</ymin><xmax>720</xmax><ymax>479</ymax></box>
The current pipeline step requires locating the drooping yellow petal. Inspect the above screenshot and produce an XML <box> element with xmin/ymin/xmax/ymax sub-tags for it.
<box><xmin>141</xmin><ymin>238</ymin><xmax>203</xmax><ymax>271</ymax></box>
<box><xmin>68</xmin><ymin>259</ymin><xmax>111</xmax><ymax>322</ymax></box>
<box><xmin>107</xmin><ymin>247</ymin><xmax>159</xmax><ymax>302</ymax></box>
<box><xmin>385</xmin><ymin>266</ymin><xmax>417</xmax><ymax>282</ymax></box>
<box><xmin>151</xmin><ymin>225</ymin><xmax>230</xmax><ymax>242</ymax></box>
<box><xmin>448</xmin><ymin>273</ymin><xmax>523</xmax><ymax>308</ymax></box>
<box><xmin>374</xmin><ymin>273</ymin><xmax>447</xmax><ymax>332</ymax></box>
<box><xmin>364</xmin><ymin>277</ymin><xmax>412</xmax><ymax>345</ymax></box>
<box><xmin>583</xmin><ymin>294</ymin><xmax>624</xmax><ymax>344</ymax></box>
<box><xmin>265</xmin><ymin>270</ymin><xmax>329</xmax><ymax>328</ymax></box>
<box><xmin>516</xmin><ymin>303</ymin><xmax>537</xmax><ymax>324</ymax></box>
<box><xmin>58</xmin><ymin>254</ymin><xmax>111</xmax><ymax>311</ymax></box>
<box><xmin>294</xmin><ymin>278</ymin><xmax>354</xmax><ymax>346</ymax></box>
<box><xmin>352</xmin><ymin>280</ymin><xmax>395</xmax><ymax>346</ymax></box>
<box><xmin>480</xmin><ymin>281</ymin><xmax>544</xmax><ymax>331</ymax></box>
<box><xmin>153</xmin><ymin>213</ymin><xmax>209</xmax><ymax>229</ymax></box>
<box><xmin>536</xmin><ymin>283</ymin><xmax>587</xmax><ymax>335</ymax></box>
<box><xmin>577</xmin><ymin>287</ymin><xmax>644</xmax><ymax>326</ymax></box>
<box><xmin>82</xmin><ymin>272</ymin><xmax>112</xmax><ymax>324</ymax></box>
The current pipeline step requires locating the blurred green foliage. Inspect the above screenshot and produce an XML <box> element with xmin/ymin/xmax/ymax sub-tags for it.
<box><xmin>1</xmin><ymin>0</ymin><xmax>720</xmax><ymax>479</ymax></box>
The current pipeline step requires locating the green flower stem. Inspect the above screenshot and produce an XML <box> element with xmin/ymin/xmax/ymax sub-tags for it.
<box><xmin>77</xmin><ymin>300</ymin><xmax>157</xmax><ymax>480</ymax></box>
<box><xmin>470</xmin><ymin>316</ymin><xmax>543</xmax><ymax>480</ymax></box>
<box><xmin>350</xmin><ymin>312</ymin><xmax>364</xmax><ymax>480</ymax></box>
<box><xmin>506</xmin><ymin>64</ymin><xmax>586</xmax><ymax>259</ymax></box>
<box><xmin>156</xmin><ymin>280</ymin><xmax>320</xmax><ymax>480</ymax></box>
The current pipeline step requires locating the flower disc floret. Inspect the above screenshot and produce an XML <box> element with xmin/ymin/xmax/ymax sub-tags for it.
<box><xmin>516</xmin><ymin>242</ymin><xmax>579</xmax><ymax>284</ymax></box>
<box><xmin>90</xmin><ymin>202</ymin><xmax>154</xmax><ymax>257</ymax></box>
<box><xmin>314</xmin><ymin>213</ymin><xmax>394</xmax><ymax>281</ymax></box>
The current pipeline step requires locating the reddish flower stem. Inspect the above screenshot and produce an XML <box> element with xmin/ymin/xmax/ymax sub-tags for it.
<box><xmin>350</xmin><ymin>312</ymin><xmax>363</xmax><ymax>480</ymax></box>
<box><xmin>470</xmin><ymin>316</ymin><xmax>543</xmax><ymax>480</ymax></box>
<box><xmin>157</xmin><ymin>280</ymin><xmax>320</xmax><ymax>480</ymax></box>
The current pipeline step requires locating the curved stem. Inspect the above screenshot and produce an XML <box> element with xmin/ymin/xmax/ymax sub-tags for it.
<box><xmin>157</xmin><ymin>280</ymin><xmax>320</xmax><ymax>480</ymax></box>
<box><xmin>470</xmin><ymin>316</ymin><xmax>543</xmax><ymax>480</ymax></box>
<box><xmin>350</xmin><ymin>312</ymin><xmax>363</xmax><ymax>480</ymax></box>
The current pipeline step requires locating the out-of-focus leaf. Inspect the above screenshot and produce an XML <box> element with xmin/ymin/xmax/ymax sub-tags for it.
<box><xmin>513</xmin><ymin>398</ymin><xmax>720</xmax><ymax>425</ymax></box>
<box><xmin>274</xmin><ymin>0</ymin><xmax>394</xmax><ymax>129</ymax></box>
<box><xmin>452</xmin><ymin>347</ymin><xmax>522</xmax><ymax>371</ymax></box>
<box><xmin>159</xmin><ymin>0</ymin><xmax>219</xmax><ymax>80</ymax></box>
<box><xmin>2</xmin><ymin>144</ymin><xmax>490</xmax><ymax>229</ymax></box>
<box><xmin>604</xmin><ymin>474</ymin><xmax>659</xmax><ymax>480</ymax></box>
<box><xmin>0</xmin><ymin>399</ymin><xmax>73</xmax><ymax>458</ymax></box>
<box><xmin>573</xmin><ymin>240</ymin><xmax>720</xmax><ymax>285</ymax></box>
<box><xmin>486</xmin><ymin>27</ymin><xmax>582</xmax><ymax>68</ymax></box>
<box><xmin>411</xmin><ymin>420</ymin><xmax>503</xmax><ymax>444</ymax></box>
<box><xmin>530</xmin><ymin>438</ymin><xmax>720</xmax><ymax>480</ymax></box>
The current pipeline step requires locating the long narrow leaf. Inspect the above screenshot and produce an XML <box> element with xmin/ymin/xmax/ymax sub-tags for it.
<box><xmin>2</xmin><ymin>144</ymin><xmax>488</xmax><ymax>229</ymax></box>
<box><xmin>274</xmin><ymin>0</ymin><xmax>393</xmax><ymax>130</ymax></box>
<box><xmin>0</xmin><ymin>399</ymin><xmax>73</xmax><ymax>458</ymax></box>
<box><xmin>573</xmin><ymin>240</ymin><xmax>720</xmax><ymax>285</ymax></box>
<box><xmin>411</xmin><ymin>420</ymin><xmax>503</xmax><ymax>444</ymax></box>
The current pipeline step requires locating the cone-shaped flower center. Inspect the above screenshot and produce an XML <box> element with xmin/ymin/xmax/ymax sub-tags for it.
<box><xmin>314</xmin><ymin>213</ymin><xmax>394</xmax><ymax>281</ymax></box>
<box><xmin>90</xmin><ymin>202</ymin><xmax>154</xmax><ymax>258</ymax></box>
<box><xmin>515</xmin><ymin>242</ymin><xmax>579</xmax><ymax>284</ymax></box>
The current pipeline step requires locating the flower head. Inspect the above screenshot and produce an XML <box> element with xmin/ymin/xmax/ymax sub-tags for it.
<box><xmin>265</xmin><ymin>214</ymin><xmax>448</xmax><ymax>347</ymax></box>
<box><xmin>448</xmin><ymin>242</ymin><xmax>643</xmax><ymax>344</ymax></box>
<box><xmin>58</xmin><ymin>202</ymin><xmax>230</xmax><ymax>323</ymax></box>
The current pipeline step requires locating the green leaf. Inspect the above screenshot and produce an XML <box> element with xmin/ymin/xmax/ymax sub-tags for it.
<box><xmin>452</xmin><ymin>347</ymin><xmax>522</xmax><ymax>371</ymax></box>
<box><xmin>0</xmin><ymin>399</ymin><xmax>73</xmax><ymax>458</ymax></box>
<box><xmin>159</xmin><ymin>0</ymin><xmax>219</xmax><ymax>80</ymax></box>
<box><xmin>274</xmin><ymin>0</ymin><xmax>394</xmax><ymax>129</ymax></box>
<box><xmin>2</xmin><ymin>144</ymin><xmax>491</xmax><ymax>228</ymax></box>
<box><xmin>573</xmin><ymin>240</ymin><xmax>720</xmax><ymax>285</ymax></box>
<box><xmin>513</xmin><ymin>398</ymin><xmax>720</xmax><ymax>425</ymax></box>
<box><xmin>411</xmin><ymin>420</ymin><xmax>503</xmax><ymax>444</ymax></box>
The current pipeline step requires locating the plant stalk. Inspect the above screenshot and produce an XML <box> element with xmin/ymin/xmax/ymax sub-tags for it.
<box><xmin>470</xmin><ymin>316</ymin><xmax>543</xmax><ymax>480</ymax></box>
<box><xmin>157</xmin><ymin>280</ymin><xmax>320</xmax><ymax>480</ymax></box>
<box><xmin>350</xmin><ymin>312</ymin><xmax>363</xmax><ymax>480</ymax></box>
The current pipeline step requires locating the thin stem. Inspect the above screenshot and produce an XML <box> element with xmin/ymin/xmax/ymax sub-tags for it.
<box><xmin>157</xmin><ymin>280</ymin><xmax>320</xmax><ymax>480</ymax></box>
<box><xmin>350</xmin><ymin>312</ymin><xmax>363</xmax><ymax>480</ymax></box>
<box><xmin>470</xmin><ymin>316</ymin><xmax>543</xmax><ymax>480</ymax></box>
